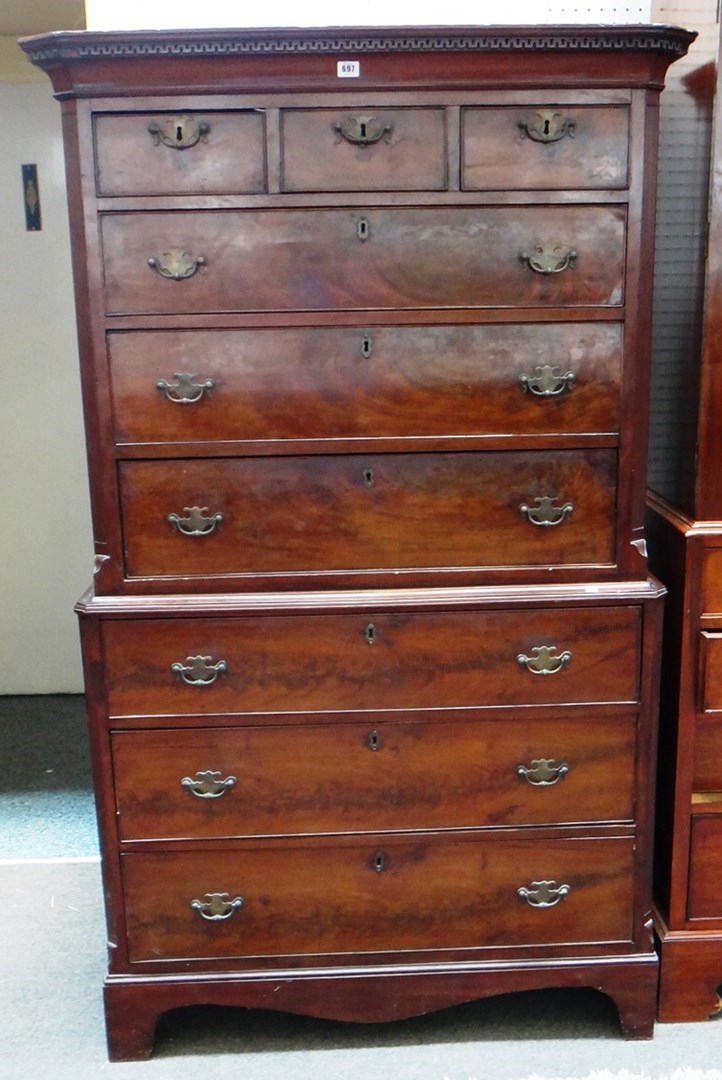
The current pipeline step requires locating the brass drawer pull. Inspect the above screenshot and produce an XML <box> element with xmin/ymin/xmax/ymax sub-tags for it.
<box><xmin>519</xmin><ymin>496</ymin><xmax>573</xmax><ymax>527</ymax></box>
<box><xmin>171</xmin><ymin>655</ymin><xmax>228</xmax><ymax>686</ymax></box>
<box><xmin>181</xmin><ymin>770</ymin><xmax>237</xmax><ymax>798</ymax></box>
<box><xmin>517</xmin><ymin>758</ymin><xmax>570</xmax><ymax>786</ymax></box>
<box><xmin>157</xmin><ymin>372</ymin><xmax>215</xmax><ymax>404</ymax></box>
<box><xmin>519</xmin><ymin>245</ymin><xmax>577</xmax><ymax>275</ymax></box>
<box><xmin>148</xmin><ymin>249</ymin><xmax>206</xmax><ymax>281</ymax></box>
<box><xmin>518</xmin><ymin>110</ymin><xmax>575</xmax><ymax>144</ymax></box>
<box><xmin>517</xmin><ymin>646</ymin><xmax>572</xmax><ymax>676</ymax></box>
<box><xmin>333</xmin><ymin>115</ymin><xmax>393</xmax><ymax>147</ymax></box>
<box><xmin>517</xmin><ymin>880</ymin><xmax>571</xmax><ymax>908</ymax></box>
<box><xmin>168</xmin><ymin>506</ymin><xmax>223</xmax><ymax>537</ymax></box>
<box><xmin>148</xmin><ymin>115</ymin><xmax>211</xmax><ymax>150</ymax></box>
<box><xmin>190</xmin><ymin>892</ymin><xmax>243</xmax><ymax>921</ymax></box>
<box><xmin>519</xmin><ymin>365</ymin><xmax>575</xmax><ymax>397</ymax></box>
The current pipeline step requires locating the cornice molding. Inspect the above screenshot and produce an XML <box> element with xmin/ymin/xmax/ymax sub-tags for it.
<box><xmin>20</xmin><ymin>24</ymin><xmax>697</xmax><ymax>70</ymax></box>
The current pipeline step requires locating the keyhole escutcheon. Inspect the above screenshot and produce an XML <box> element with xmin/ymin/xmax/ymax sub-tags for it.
<box><xmin>364</xmin><ymin>622</ymin><xmax>377</xmax><ymax>645</ymax></box>
<box><xmin>373</xmin><ymin>851</ymin><xmax>387</xmax><ymax>873</ymax></box>
<box><xmin>357</xmin><ymin>218</ymin><xmax>370</xmax><ymax>242</ymax></box>
<box><xmin>366</xmin><ymin>729</ymin><xmax>382</xmax><ymax>751</ymax></box>
<box><xmin>360</xmin><ymin>333</ymin><xmax>373</xmax><ymax>359</ymax></box>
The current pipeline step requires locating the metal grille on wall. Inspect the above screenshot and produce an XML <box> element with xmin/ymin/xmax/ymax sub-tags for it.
<box><xmin>551</xmin><ymin>5</ymin><xmax>650</xmax><ymax>15</ymax></box>
<box><xmin>649</xmin><ymin>1</ymin><xmax>719</xmax><ymax>511</ymax></box>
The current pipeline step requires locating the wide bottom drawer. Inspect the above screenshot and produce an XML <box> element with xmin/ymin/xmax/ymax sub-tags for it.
<box><xmin>122</xmin><ymin>834</ymin><xmax>635</xmax><ymax>962</ymax></box>
<box><xmin>112</xmin><ymin>714</ymin><xmax>637</xmax><ymax>840</ymax></box>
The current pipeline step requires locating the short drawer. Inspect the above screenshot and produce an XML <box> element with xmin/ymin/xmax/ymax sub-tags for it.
<box><xmin>111</xmin><ymin>713</ymin><xmax>637</xmax><ymax>841</ymax></box>
<box><xmin>100</xmin><ymin>206</ymin><xmax>626</xmax><ymax>315</ymax></box>
<box><xmin>692</xmin><ymin>717</ymin><xmax>722</xmax><ymax>790</ymax></box>
<box><xmin>702</xmin><ymin>549</ymin><xmax>722</xmax><ymax>615</ymax></box>
<box><xmin>101</xmin><ymin>605</ymin><xmax>641</xmax><ymax>717</ymax></box>
<box><xmin>280</xmin><ymin>107</ymin><xmax>447</xmax><ymax>191</ymax></box>
<box><xmin>94</xmin><ymin>110</ymin><xmax>266</xmax><ymax>196</ymax></box>
<box><xmin>687</xmin><ymin>815</ymin><xmax>722</xmax><ymax>920</ymax></box>
<box><xmin>122</xmin><ymin>834</ymin><xmax>636</xmax><ymax>962</ymax></box>
<box><xmin>119</xmin><ymin>449</ymin><xmax>617</xmax><ymax>581</ymax></box>
<box><xmin>699</xmin><ymin>632</ymin><xmax>722</xmax><ymax>713</ymax></box>
<box><xmin>462</xmin><ymin>105</ymin><xmax>629</xmax><ymax>191</ymax></box>
<box><xmin>109</xmin><ymin>323</ymin><xmax>622</xmax><ymax>446</ymax></box>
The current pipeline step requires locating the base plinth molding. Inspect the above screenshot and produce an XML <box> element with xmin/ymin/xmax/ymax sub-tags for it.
<box><xmin>654</xmin><ymin>909</ymin><xmax>722</xmax><ymax>1023</ymax></box>
<box><xmin>105</xmin><ymin>956</ymin><xmax>659</xmax><ymax>1061</ymax></box>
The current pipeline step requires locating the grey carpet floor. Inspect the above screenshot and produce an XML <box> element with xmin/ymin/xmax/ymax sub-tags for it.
<box><xmin>0</xmin><ymin>694</ymin><xmax>97</xmax><ymax>859</ymax></box>
<box><xmin>1</xmin><ymin>695</ymin><xmax>722</xmax><ymax>1077</ymax></box>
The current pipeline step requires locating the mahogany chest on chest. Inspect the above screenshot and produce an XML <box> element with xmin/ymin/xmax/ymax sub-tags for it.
<box><xmin>21</xmin><ymin>23</ymin><xmax>693</xmax><ymax>1059</ymax></box>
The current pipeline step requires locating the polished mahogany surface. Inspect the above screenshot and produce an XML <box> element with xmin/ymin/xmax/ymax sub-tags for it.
<box><xmin>111</xmin><ymin>712</ymin><xmax>637</xmax><ymax>840</ymax></box>
<box><xmin>101</xmin><ymin>605</ymin><xmax>640</xmax><ymax>716</ymax></box>
<box><xmin>121</xmin><ymin>835</ymin><xmax>637</xmax><ymax>963</ymax></box>
<box><xmin>108</xmin><ymin>323</ymin><xmax>623</xmax><ymax>446</ymax></box>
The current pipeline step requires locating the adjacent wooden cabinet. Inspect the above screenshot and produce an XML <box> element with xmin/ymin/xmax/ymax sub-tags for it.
<box><xmin>21</xmin><ymin>24</ymin><xmax>693</xmax><ymax>1060</ymax></box>
<box><xmin>646</xmin><ymin>22</ymin><xmax>722</xmax><ymax>1023</ymax></box>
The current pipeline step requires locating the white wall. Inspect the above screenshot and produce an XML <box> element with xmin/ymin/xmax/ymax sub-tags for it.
<box><xmin>0</xmin><ymin>80</ymin><xmax>93</xmax><ymax>694</ymax></box>
<box><xmin>85</xmin><ymin>0</ymin><xmax>652</xmax><ymax>28</ymax></box>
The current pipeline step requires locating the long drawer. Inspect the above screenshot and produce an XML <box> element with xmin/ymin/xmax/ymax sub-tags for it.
<box><xmin>101</xmin><ymin>605</ymin><xmax>641</xmax><ymax>717</ymax></box>
<box><xmin>100</xmin><ymin>206</ymin><xmax>626</xmax><ymax>315</ymax></box>
<box><xmin>110</xmin><ymin>323</ymin><xmax>623</xmax><ymax>446</ymax></box>
<box><xmin>111</xmin><ymin>713</ymin><xmax>637</xmax><ymax>840</ymax></box>
<box><xmin>119</xmin><ymin>450</ymin><xmax>617</xmax><ymax>580</ymax></box>
<box><xmin>122</xmin><ymin>834</ymin><xmax>636</xmax><ymax>962</ymax></box>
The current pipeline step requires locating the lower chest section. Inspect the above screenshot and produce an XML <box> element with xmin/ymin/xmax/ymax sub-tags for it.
<box><xmin>87</xmin><ymin>586</ymin><xmax>658</xmax><ymax>970</ymax></box>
